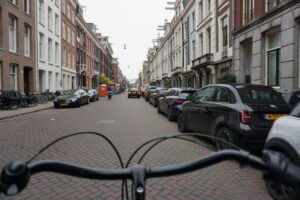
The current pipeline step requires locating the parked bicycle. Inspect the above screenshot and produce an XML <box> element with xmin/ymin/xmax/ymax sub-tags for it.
<box><xmin>0</xmin><ymin>132</ymin><xmax>299</xmax><ymax>200</ymax></box>
<box><xmin>0</xmin><ymin>90</ymin><xmax>22</xmax><ymax>110</ymax></box>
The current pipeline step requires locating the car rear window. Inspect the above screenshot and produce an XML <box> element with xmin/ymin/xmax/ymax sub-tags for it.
<box><xmin>130</xmin><ymin>89</ymin><xmax>138</xmax><ymax>92</ymax></box>
<box><xmin>159</xmin><ymin>89</ymin><xmax>169</xmax><ymax>95</ymax></box>
<box><xmin>179</xmin><ymin>91</ymin><xmax>196</xmax><ymax>98</ymax></box>
<box><xmin>237</xmin><ymin>87</ymin><xmax>286</xmax><ymax>104</ymax></box>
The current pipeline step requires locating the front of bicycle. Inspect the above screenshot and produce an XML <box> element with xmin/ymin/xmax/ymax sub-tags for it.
<box><xmin>0</xmin><ymin>132</ymin><xmax>299</xmax><ymax>200</ymax></box>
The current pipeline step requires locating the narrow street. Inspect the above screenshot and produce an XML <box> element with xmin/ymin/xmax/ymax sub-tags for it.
<box><xmin>0</xmin><ymin>94</ymin><xmax>271</xmax><ymax>200</ymax></box>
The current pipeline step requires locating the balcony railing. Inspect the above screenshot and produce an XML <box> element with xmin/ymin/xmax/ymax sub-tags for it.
<box><xmin>192</xmin><ymin>53</ymin><xmax>214</xmax><ymax>69</ymax></box>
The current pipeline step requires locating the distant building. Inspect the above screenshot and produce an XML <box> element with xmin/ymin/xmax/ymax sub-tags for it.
<box><xmin>112</xmin><ymin>58</ymin><xmax>119</xmax><ymax>84</ymax></box>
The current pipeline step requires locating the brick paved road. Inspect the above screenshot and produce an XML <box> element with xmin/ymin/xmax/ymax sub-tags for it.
<box><xmin>0</xmin><ymin>94</ymin><xmax>272</xmax><ymax>200</ymax></box>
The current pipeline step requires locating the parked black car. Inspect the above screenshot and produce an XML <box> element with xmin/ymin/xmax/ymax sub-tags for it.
<box><xmin>53</xmin><ymin>89</ymin><xmax>89</xmax><ymax>108</ymax></box>
<box><xmin>157</xmin><ymin>88</ymin><xmax>197</xmax><ymax>121</ymax></box>
<box><xmin>177</xmin><ymin>84</ymin><xmax>291</xmax><ymax>151</ymax></box>
<box><xmin>149</xmin><ymin>88</ymin><xmax>169</xmax><ymax>107</ymax></box>
<box><xmin>128</xmin><ymin>88</ymin><xmax>141</xmax><ymax>98</ymax></box>
<box><xmin>85</xmin><ymin>89</ymin><xmax>99</xmax><ymax>102</ymax></box>
<box><xmin>144</xmin><ymin>86</ymin><xmax>157</xmax><ymax>101</ymax></box>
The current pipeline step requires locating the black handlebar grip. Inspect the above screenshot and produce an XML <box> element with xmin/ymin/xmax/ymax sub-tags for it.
<box><xmin>0</xmin><ymin>161</ymin><xmax>30</xmax><ymax>196</ymax></box>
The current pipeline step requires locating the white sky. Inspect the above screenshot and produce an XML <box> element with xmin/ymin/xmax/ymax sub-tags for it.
<box><xmin>82</xmin><ymin>0</ymin><xmax>175</xmax><ymax>81</ymax></box>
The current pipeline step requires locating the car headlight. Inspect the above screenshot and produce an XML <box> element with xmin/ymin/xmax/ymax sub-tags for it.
<box><xmin>71</xmin><ymin>98</ymin><xmax>77</xmax><ymax>102</ymax></box>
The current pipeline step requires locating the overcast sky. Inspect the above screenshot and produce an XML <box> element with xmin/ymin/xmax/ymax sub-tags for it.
<box><xmin>82</xmin><ymin>0</ymin><xmax>174</xmax><ymax>81</ymax></box>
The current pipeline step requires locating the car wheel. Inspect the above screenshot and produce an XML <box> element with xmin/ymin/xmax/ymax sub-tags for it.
<box><xmin>157</xmin><ymin>103</ymin><xmax>162</xmax><ymax>114</ymax></box>
<box><xmin>168</xmin><ymin>106</ymin><xmax>175</xmax><ymax>121</ymax></box>
<box><xmin>265</xmin><ymin>154</ymin><xmax>296</xmax><ymax>200</ymax></box>
<box><xmin>77</xmin><ymin>100</ymin><xmax>82</xmax><ymax>107</ymax></box>
<box><xmin>215</xmin><ymin>127</ymin><xmax>234</xmax><ymax>150</ymax></box>
<box><xmin>54</xmin><ymin>104</ymin><xmax>60</xmax><ymax>109</ymax></box>
<box><xmin>177</xmin><ymin>113</ymin><xmax>188</xmax><ymax>133</ymax></box>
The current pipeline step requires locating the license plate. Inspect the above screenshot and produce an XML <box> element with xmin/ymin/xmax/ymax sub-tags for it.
<box><xmin>60</xmin><ymin>104</ymin><xmax>68</xmax><ymax>106</ymax></box>
<box><xmin>264</xmin><ymin>114</ymin><xmax>286</xmax><ymax>120</ymax></box>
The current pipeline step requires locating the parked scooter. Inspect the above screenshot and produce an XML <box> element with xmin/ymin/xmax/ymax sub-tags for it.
<box><xmin>107</xmin><ymin>91</ymin><xmax>112</xmax><ymax>100</ymax></box>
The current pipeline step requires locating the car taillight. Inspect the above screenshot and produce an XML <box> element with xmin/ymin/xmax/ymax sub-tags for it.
<box><xmin>240</xmin><ymin>111</ymin><xmax>254</xmax><ymax>124</ymax></box>
<box><xmin>128</xmin><ymin>92</ymin><xmax>132</xmax><ymax>94</ymax></box>
<box><xmin>137</xmin><ymin>92</ymin><xmax>141</xmax><ymax>94</ymax></box>
<box><xmin>173</xmin><ymin>99</ymin><xmax>184</xmax><ymax>104</ymax></box>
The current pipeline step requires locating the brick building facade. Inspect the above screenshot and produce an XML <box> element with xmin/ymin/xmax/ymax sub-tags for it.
<box><xmin>233</xmin><ymin>0</ymin><xmax>300</xmax><ymax>99</ymax></box>
<box><xmin>0</xmin><ymin>0</ymin><xmax>36</xmax><ymax>94</ymax></box>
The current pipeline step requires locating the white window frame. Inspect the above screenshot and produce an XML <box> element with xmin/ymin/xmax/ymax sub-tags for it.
<box><xmin>63</xmin><ymin>48</ymin><xmax>66</xmax><ymax>66</ymax></box>
<box><xmin>39</xmin><ymin>0</ymin><xmax>45</xmax><ymax>25</ymax></box>
<box><xmin>48</xmin><ymin>38</ymin><xmax>53</xmax><ymax>63</ymax></box>
<box><xmin>55</xmin><ymin>42</ymin><xmax>59</xmax><ymax>65</ymax></box>
<box><xmin>9</xmin><ymin>15</ymin><xmax>17</xmax><ymax>53</ymax></box>
<box><xmin>8</xmin><ymin>0</ymin><xmax>17</xmax><ymax>5</ymax></box>
<box><xmin>24</xmin><ymin>0</ymin><xmax>30</xmax><ymax>15</ymax></box>
<box><xmin>55</xmin><ymin>14</ymin><xmax>59</xmax><ymax>35</ymax></box>
<box><xmin>72</xmin><ymin>30</ymin><xmax>75</xmax><ymax>46</ymax></box>
<box><xmin>39</xmin><ymin>33</ymin><xmax>44</xmax><ymax>60</ymax></box>
<box><xmin>265</xmin><ymin>29</ymin><xmax>281</xmax><ymax>86</ymax></box>
<box><xmin>9</xmin><ymin>64</ymin><xmax>18</xmax><ymax>90</ymax></box>
<box><xmin>48</xmin><ymin>7</ymin><xmax>53</xmax><ymax>31</ymax></box>
<box><xmin>62</xmin><ymin>21</ymin><xmax>66</xmax><ymax>40</ymax></box>
<box><xmin>24</xmin><ymin>24</ymin><xmax>30</xmax><ymax>57</ymax></box>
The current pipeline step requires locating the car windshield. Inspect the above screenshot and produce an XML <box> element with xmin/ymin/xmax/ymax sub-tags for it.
<box><xmin>159</xmin><ymin>89</ymin><xmax>169</xmax><ymax>95</ymax></box>
<box><xmin>179</xmin><ymin>91</ymin><xmax>196</xmax><ymax>98</ymax></box>
<box><xmin>62</xmin><ymin>90</ymin><xmax>76</xmax><ymax>96</ymax></box>
<box><xmin>237</xmin><ymin>87</ymin><xmax>286</xmax><ymax>104</ymax></box>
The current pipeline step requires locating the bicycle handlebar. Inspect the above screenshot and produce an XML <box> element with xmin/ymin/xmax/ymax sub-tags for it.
<box><xmin>1</xmin><ymin>150</ymin><xmax>300</xmax><ymax>200</ymax></box>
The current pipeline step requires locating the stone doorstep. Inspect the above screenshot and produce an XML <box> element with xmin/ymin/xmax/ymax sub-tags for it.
<box><xmin>0</xmin><ymin>102</ymin><xmax>53</xmax><ymax>120</ymax></box>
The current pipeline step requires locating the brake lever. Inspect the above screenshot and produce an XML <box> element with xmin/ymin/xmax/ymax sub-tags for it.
<box><xmin>0</xmin><ymin>161</ymin><xmax>30</xmax><ymax>196</ymax></box>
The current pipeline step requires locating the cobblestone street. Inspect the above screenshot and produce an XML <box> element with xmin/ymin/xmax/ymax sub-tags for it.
<box><xmin>0</xmin><ymin>94</ymin><xmax>271</xmax><ymax>200</ymax></box>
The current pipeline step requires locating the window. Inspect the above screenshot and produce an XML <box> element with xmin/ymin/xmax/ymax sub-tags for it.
<box><xmin>0</xmin><ymin>8</ymin><xmax>2</xmax><ymax>48</ymax></box>
<box><xmin>199</xmin><ymin>34</ymin><xmax>203</xmax><ymax>56</ymax></box>
<box><xmin>48</xmin><ymin>7</ymin><xmax>53</xmax><ymax>31</ymax></box>
<box><xmin>63</xmin><ymin>48</ymin><xmax>66</xmax><ymax>66</ymax></box>
<box><xmin>268</xmin><ymin>0</ymin><xmax>283</xmax><ymax>11</ymax></box>
<box><xmin>72</xmin><ymin>30</ymin><xmax>75</xmax><ymax>46</ymax></box>
<box><xmin>73</xmin><ymin>52</ymin><xmax>76</xmax><ymax>68</ymax></box>
<box><xmin>55</xmin><ymin>0</ymin><xmax>60</xmax><ymax>8</ymax></box>
<box><xmin>48</xmin><ymin>38</ymin><xmax>53</xmax><ymax>63</ymax></box>
<box><xmin>207</xmin><ymin>28</ymin><xmax>211</xmax><ymax>53</ymax></box>
<box><xmin>192</xmin><ymin>40</ymin><xmax>196</xmax><ymax>60</ymax></box>
<box><xmin>55</xmin><ymin>42</ymin><xmax>59</xmax><ymax>65</ymax></box>
<box><xmin>9</xmin><ymin>64</ymin><xmax>18</xmax><ymax>90</ymax></box>
<box><xmin>222</xmin><ymin>16</ymin><xmax>228</xmax><ymax>47</ymax></box>
<box><xmin>61</xmin><ymin>0</ymin><xmax>65</xmax><ymax>14</ymax></box>
<box><xmin>199</xmin><ymin>1</ymin><xmax>203</xmax><ymax>22</ymax></box>
<box><xmin>62</xmin><ymin>21</ymin><xmax>66</xmax><ymax>40</ymax></box>
<box><xmin>55</xmin><ymin>14</ymin><xmax>59</xmax><ymax>35</ymax></box>
<box><xmin>216</xmin><ymin>87</ymin><xmax>230</xmax><ymax>103</ymax></box>
<box><xmin>194</xmin><ymin>87</ymin><xmax>216</xmax><ymax>103</ymax></box>
<box><xmin>39</xmin><ymin>0</ymin><xmax>44</xmax><ymax>24</ymax></box>
<box><xmin>9</xmin><ymin>15</ymin><xmax>17</xmax><ymax>53</ymax></box>
<box><xmin>243</xmin><ymin>0</ymin><xmax>254</xmax><ymax>25</ymax></box>
<box><xmin>39</xmin><ymin>33</ymin><xmax>44</xmax><ymax>59</ymax></box>
<box><xmin>24</xmin><ymin>0</ymin><xmax>30</xmax><ymax>15</ymax></box>
<box><xmin>67</xmin><ymin>4</ymin><xmax>70</xmax><ymax>19</ymax></box>
<box><xmin>266</xmin><ymin>31</ymin><xmax>280</xmax><ymax>86</ymax></box>
<box><xmin>0</xmin><ymin>63</ymin><xmax>2</xmax><ymax>89</ymax></box>
<box><xmin>68</xmin><ymin>51</ymin><xmax>71</xmax><ymax>67</ymax></box>
<box><xmin>67</xmin><ymin>27</ymin><xmax>70</xmax><ymax>43</ymax></box>
<box><xmin>208</xmin><ymin>0</ymin><xmax>211</xmax><ymax>13</ymax></box>
<box><xmin>24</xmin><ymin>24</ymin><xmax>30</xmax><ymax>57</ymax></box>
<box><xmin>8</xmin><ymin>0</ymin><xmax>17</xmax><ymax>5</ymax></box>
<box><xmin>192</xmin><ymin>12</ymin><xmax>195</xmax><ymax>31</ymax></box>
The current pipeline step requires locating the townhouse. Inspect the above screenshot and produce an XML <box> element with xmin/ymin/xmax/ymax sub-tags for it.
<box><xmin>233</xmin><ymin>0</ymin><xmax>300</xmax><ymax>99</ymax></box>
<box><xmin>146</xmin><ymin>0</ymin><xmax>233</xmax><ymax>89</ymax></box>
<box><xmin>61</xmin><ymin>0</ymin><xmax>77</xmax><ymax>90</ymax></box>
<box><xmin>0</xmin><ymin>0</ymin><xmax>36</xmax><ymax>94</ymax></box>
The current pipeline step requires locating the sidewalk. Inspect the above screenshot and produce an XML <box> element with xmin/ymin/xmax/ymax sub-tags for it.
<box><xmin>0</xmin><ymin>102</ymin><xmax>53</xmax><ymax>120</ymax></box>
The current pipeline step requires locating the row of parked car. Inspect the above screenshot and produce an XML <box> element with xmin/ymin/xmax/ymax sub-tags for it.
<box><xmin>53</xmin><ymin>88</ymin><xmax>99</xmax><ymax>108</ymax></box>
<box><xmin>143</xmin><ymin>84</ymin><xmax>300</xmax><ymax>199</ymax></box>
